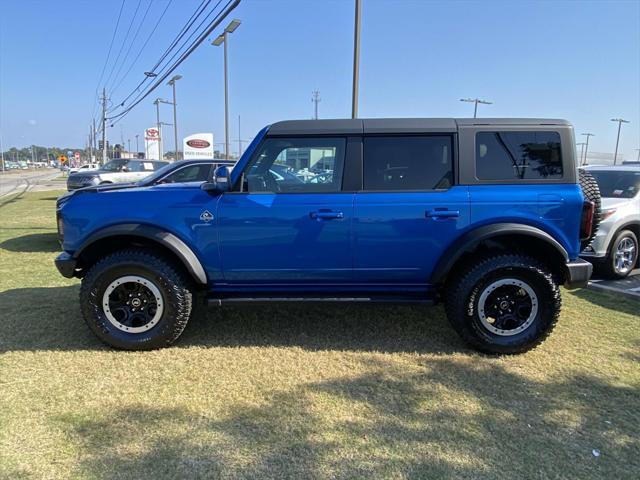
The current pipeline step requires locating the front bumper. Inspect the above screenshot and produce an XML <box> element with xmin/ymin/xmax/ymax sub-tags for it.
<box><xmin>564</xmin><ymin>258</ymin><xmax>593</xmax><ymax>289</ymax></box>
<box><xmin>55</xmin><ymin>252</ymin><xmax>78</xmax><ymax>278</ymax></box>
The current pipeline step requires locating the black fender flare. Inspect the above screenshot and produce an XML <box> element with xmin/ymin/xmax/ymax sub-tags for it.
<box><xmin>74</xmin><ymin>223</ymin><xmax>208</xmax><ymax>285</ymax></box>
<box><xmin>430</xmin><ymin>223</ymin><xmax>569</xmax><ymax>284</ymax></box>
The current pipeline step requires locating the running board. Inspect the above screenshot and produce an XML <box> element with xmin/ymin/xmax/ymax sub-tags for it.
<box><xmin>207</xmin><ymin>297</ymin><xmax>434</xmax><ymax>306</ymax></box>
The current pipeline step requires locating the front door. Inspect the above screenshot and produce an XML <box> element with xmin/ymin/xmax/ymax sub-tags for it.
<box><xmin>217</xmin><ymin>136</ymin><xmax>353</xmax><ymax>285</ymax></box>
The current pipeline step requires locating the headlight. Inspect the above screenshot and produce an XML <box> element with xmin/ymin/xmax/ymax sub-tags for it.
<box><xmin>601</xmin><ymin>209</ymin><xmax>617</xmax><ymax>221</ymax></box>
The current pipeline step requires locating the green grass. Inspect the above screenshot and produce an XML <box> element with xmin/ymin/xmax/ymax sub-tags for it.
<box><xmin>1</xmin><ymin>191</ymin><xmax>639</xmax><ymax>480</ymax></box>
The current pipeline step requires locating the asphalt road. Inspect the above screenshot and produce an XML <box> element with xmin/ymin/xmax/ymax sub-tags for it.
<box><xmin>0</xmin><ymin>169</ymin><xmax>62</xmax><ymax>198</ymax></box>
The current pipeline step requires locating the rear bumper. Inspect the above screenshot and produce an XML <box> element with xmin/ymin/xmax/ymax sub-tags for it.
<box><xmin>564</xmin><ymin>258</ymin><xmax>593</xmax><ymax>289</ymax></box>
<box><xmin>55</xmin><ymin>252</ymin><xmax>78</xmax><ymax>278</ymax></box>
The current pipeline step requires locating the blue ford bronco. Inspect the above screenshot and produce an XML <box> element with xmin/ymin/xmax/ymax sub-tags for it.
<box><xmin>55</xmin><ymin>118</ymin><xmax>600</xmax><ymax>354</ymax></box>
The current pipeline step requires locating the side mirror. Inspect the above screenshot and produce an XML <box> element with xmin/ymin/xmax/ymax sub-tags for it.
<box><xmin>201</xmin><ymin>165</ymin><xmax>230</xmax><ymax>193</ymax></box>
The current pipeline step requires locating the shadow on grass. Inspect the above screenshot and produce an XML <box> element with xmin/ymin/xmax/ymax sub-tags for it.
<box><xmin>0</xmin><ymin>286</ymin><xmax>464</xmax><ymax>354</ymax></box>
<box><xmin>568</xmin><ymin>288</ymin><xmax>639</xmax><ymax>316</ymax></box>
<box><xmin>54</xmin><ymin>358</ymin><xmax>639</xmax><ymax>479</ymax></box>
<box><xmin>0</xmin><ymin>232</ymin><xmax>60</xmax><ymax>252</ymax></box>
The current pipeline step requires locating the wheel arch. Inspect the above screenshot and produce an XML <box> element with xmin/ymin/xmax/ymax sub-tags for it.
<box><xmin>73</xmin><ymin>224</ymin><xmax>208</xmax><ymax>285</ymax></box>
<box><xmin>607</xmin><ymin>222</ymin><xmax>640</xmax><ymax>253</ymax></box>
<box><xmin>431</xmin><ymin>223</ymin><xmax>570</xmax><ymax>285</ymax></box>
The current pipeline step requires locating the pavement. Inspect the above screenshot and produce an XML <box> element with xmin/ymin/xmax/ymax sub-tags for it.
<box><xmin>589</xmin><ymin>268</ymin><xmax>640</xmax><ymax>300</ymax></box>
<box><xmin>0</xmin><ymin>169</ymin><xmax>63</xmax><ymax>198</ymax></box>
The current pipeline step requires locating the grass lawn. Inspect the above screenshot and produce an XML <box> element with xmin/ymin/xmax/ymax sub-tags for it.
<box><xmin>1</xmin><ymin>190</ymin><xmax>638</xmax><ymax>479</ymax></box>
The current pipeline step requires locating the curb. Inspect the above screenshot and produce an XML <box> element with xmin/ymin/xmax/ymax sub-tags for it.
<box><xmin>588</xmin><ymin>281</ymin><xmax>640</xmax><ymax>301</ymax></box>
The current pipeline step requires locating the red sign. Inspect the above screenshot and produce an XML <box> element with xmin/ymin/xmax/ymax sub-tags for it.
<box><xmin>145</xmin><ymin>128</ymin><xmax>159</xmax><ymax>140</ymax></box>
<box><xmin>186</xmin><ymin>139</ymin><xmax>211</xmax><ymax>149</ymax></box>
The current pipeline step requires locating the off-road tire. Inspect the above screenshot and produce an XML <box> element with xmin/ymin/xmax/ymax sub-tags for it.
<box><xmin>445</xmin><ymin>254</ymin><xmax>561</xmax><ymax>354</ymax></box>
<box><xmin>578</xmin><ymin>168</ymin><xmax>602</xmax><ymax>251</ymax></box>
<box><xmin>80</xmin><ymin>249</ymin><xmax>193</xmax><ymax>350</ymax></box>
<box><xmin>601</xmin><ymin>229</ymin><xmax>639</xmax><ymax>279</ymax></box>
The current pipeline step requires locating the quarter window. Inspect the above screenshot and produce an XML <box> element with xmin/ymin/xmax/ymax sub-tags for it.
<box><xmin>242</xmin><ymin>137</ymin><xmax>346</xmax><ymax>193</ymax></box>
<box><xmin>363</xmin><ymin>136</ymin><xmax>453</xmax><ymax>191</ymax></box>
<box><xmin>476</xmin><ymin>131</ymin><xmax>563</xmax><ymax>180</ymax></box>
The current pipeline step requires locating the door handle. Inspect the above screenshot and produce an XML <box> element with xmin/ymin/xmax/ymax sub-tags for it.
<box><xmin>310</xmin><ymin>210</ymin><xmax>344</xmax><ymax>221</ymax></box>
<box><xmin>425</xmin><ymin>209</ymin><xmax>460</xmax><ymax>219</ymax></box>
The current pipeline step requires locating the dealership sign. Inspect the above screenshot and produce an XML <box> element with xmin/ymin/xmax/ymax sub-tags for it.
<box><xmin>145</xmin><ymin>127</ymin><xmax>160</xmax><ymax>160</ymax></box>
<box><xmin>183</xmin><ymin>133</ymin><xmax>214</xmax><ymax>159</ymax></box>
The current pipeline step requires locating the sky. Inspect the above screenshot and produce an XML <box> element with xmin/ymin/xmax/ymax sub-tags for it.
<box><xmin>0</xmin><ymin>0</ymin><xmax>639</xmax><ymax>161</ymax></box>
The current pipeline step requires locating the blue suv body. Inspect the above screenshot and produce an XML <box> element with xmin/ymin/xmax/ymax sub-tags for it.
<box><xmin>55</xmin><ymin>118</ymin><xmax>596</xmax><ymax>353</ymax></box>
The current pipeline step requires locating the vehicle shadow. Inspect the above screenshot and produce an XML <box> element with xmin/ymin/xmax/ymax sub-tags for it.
<box><xmin>0</xmin><ymin>285</ymin><xmax>464</xmax><ymax>355</ymax></box>
<box><xmin>51</xmin><ymin>358</ymin><xmax>639</xmax><ymax>479</ymax></box>
<box><xmin>568</xmin><ymin>288</ymin><xmax>639</xmax><ymax>315</ymax></box>
<box><xmin>0</xmin><ymin>232</ymin><xmax>60</xmax><ymax>253</ymax></box>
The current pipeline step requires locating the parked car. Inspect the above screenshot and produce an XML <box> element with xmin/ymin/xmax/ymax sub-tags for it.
<box><xmin>69</xmin><ymin>163</ymin><xmax>100</xmax><ymax>174</ymax></box>
<box><xmin>580</xmin><ymin>165</ymin><xmax>640</xmax><ymax>278</ymax></box>
<box><xmin>66</xmin><ymin>159</ymin><xmax>168</xmax><ymax>191</ymax></box>
<box><xmin>55</xmin><ymin>118</ymin><xmax>598</xmax><ymax>354</ymax></box>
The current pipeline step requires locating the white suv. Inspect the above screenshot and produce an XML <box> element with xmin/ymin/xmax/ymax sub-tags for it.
<box><xmin>67</xmin><ymin>159</ymin><xmax>168</xmax><ymax>191</ymax></box>
<box><xmin>581</xmin><ymin>165</ymin><xmax>640</xmax><ymax>278</ymax></box>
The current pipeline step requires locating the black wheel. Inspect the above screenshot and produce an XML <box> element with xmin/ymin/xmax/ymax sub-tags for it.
<box><xmin>80</xmin><ymin>249</ymin><xmax>193</xmax><ymax>350</ymax></box>
<box><xmin>445</xmin><ymin>254</ymin><xmax>561</xmax><ymax>354</ymax></box>
<box><xmin>578</xmin><ymin>169</ymin><xmax>602</xmax><ymax>251</ymax></box>
<box><xmin>601</xmin><ymin>229</ymin><xmax>638</xmax><ymax>279</ymax></box>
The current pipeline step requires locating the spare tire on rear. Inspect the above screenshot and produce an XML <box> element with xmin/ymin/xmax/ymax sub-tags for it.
<box><xmin>578</xmin><ymin>168</ymin><xmax>602</xmax><ymax>251</ymax></box>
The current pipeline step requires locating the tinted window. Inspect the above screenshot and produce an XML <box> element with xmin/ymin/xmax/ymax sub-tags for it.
<box><xmin>363</xmin><ymin>136</ymin><xmax>453</xmax><ymax>191</ymax></box>
<box><xmin>476</xmin><ymin>131</ymin><xmax>563</xmax><ymax>180</ymax></box>
<box><xmin>242</xmin><ymin>137</ymin><xmax>345</xmax><ymax>193</ymax></box>
<box><xmin>589</xmin><ymin>170</ymin><xmax>640</xmax><ymax>198</ymax></box>
<box><xmin>162</xmin><ymin>164</ymin><xmax>211</xmax><ymax>183</ymax></box>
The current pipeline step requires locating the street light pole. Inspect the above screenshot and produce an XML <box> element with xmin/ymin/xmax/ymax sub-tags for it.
<box><xmin>582</xmin><ymin>133</ymin><xmax>594</xmax><ymax>166</ymax></box>
<box><xmin>213</xmin><ymin>19</ymin><xmax>241</xmax><ymax>160</ymax></box>
<box><xmin>154</xmin><ymin>99</ymin><xmax>163</xmax><ymax>161</ymax></box>
<box><xmin>167</xmin><ymin>75</ymin><xmax>182</xmax><ymax>160</ymax></box>
<box><xmin>135</xmin><ymin>134</ymin><xmax>139</xmax><ymax>156</ymax></box>
<box><xmin>610</xmin><ymin>118</ymin><xmax>630</xmax><ymax>165</ymax></box>
<box><xmin>351</xmin><ymin>0</ymin><xmax>361</xmax><ymax>119</ymax></box>
<box><xmin>460</xmin><ymin>98</ymin><xmax>493</xmax><ymax>118</ymax></box>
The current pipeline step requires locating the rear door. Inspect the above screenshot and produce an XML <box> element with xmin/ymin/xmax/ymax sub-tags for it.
<box><xmin>353</xmin><ymin>135</ymin><xmax>470</xmax><ymax>284</ymax></box>
<box><xmin>217</xmin><ymin>136</ymin><xmax>354</xmax><ymax>284</ymax></box>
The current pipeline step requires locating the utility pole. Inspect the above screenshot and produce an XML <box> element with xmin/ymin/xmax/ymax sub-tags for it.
<box><xmin>0</xmin><ymin>131</ymin><xmax>4</xmax><ymax>172</ymax></box>
<box><xmin>635</xmin><ymin>148</ymin><xmax>640</xmax><ymax>162</ymax></box>
<box><xmin>610</xmin><ymin>118</ymin><xmax>630</xmax><ymax>165</ymax></box>
<box><xmin>311</xmin><ymin>90</ymin><xmax>321</xmax><ymax>119</ymax></box>
<box><xmin>128</xmin><ymin>139</ymin><xmax>131</xmax><ymax>156</ymax></box>
<box><xmin>167</xmin><ymin>75</ymin><xmax>182</xmax><ymax>161</ymax></box>
<box><xmin>351</xmin><ymin>0</ymin><xmax>361</xmax><ymax>119</ymax></box>
<box><xmin>460</xmin><ymin>98</ymin><xmax>493</xmax><ymax>118</ymax></box>
<box><xmin>101</xmin><ymin>87</ymin><xmax>108</xmax><ymax>164</ymax></box>
<box><xmin>135</xmin><ymin>134</ymin><xmax>139</xmax><ymax>156</ymax></box>
<box><xmin>576</xmin><ymin>142</ymin><xmax>586</xmax><ymax>166</ymax></box>
<box><xmin>582</xmin><ymin>133</ymin><xmax>594</xmax><ymax>166</ymax></box>
<box><xmin>238</xmin><ymin>115</ymin><xmax>241</xmax><ymax>158</ymax></box>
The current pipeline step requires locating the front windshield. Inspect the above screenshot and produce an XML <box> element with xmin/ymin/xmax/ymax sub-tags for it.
<box><xmin>100</xmin><ymin>159</ymin><xmax>129</xmax><ymax>172</ymax></box>
<box><xmin>589</xmin><ymin>169</ymin><xmax>640</xmax><ymax>199</ymax></box>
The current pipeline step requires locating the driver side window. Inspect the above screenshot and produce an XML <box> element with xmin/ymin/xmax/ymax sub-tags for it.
<box><xmin>242</xmin><ymin>137</ymin><xmax>346</xmax><ymax>193</ymax></box>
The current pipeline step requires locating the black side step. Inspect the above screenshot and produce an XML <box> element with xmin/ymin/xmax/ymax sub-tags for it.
<box><xmin>207</xmin><ymin>297</ymin><xmax>434</xmax><ymax>306</ymax></box>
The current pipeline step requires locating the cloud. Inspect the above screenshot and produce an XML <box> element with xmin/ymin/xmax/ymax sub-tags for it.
<box><xmin>28</xmin><ymin>119</ymin><xmax>37</xmax><ymax>126</ymax></box>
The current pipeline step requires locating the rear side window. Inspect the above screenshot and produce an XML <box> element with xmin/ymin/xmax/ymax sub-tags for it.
<box><xmin>363</xmin><ymin>136</ymin><xmax>453</xmax><ymax>191</ymax></box>
<box><xmin>162</xmin><ymin>164</ymin><xmax>211</xmax><ymax>183</ymax></box>
<box><xmin>476</xmin><ymin>131</ymin><xmax>563</xmax><ymax>180</ymax></box>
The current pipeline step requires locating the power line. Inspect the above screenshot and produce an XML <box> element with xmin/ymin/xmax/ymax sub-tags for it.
<box><xmin>104</xmin><ymin>0</ymin><xmax>144</xmax><ymax>90</ymax></box>
<box><xmin>109</xmin><ymin>0</ymin><xmax>155</xmax><ymax>94</ymax></box>
<box><xmin>109</xmin><ymin>0</ymin><xmax>174</xmax><ymax>97</ymax></box>
<box><xmin>108</xmin><ymin>0</ymin><xmax>239</xmax><ymax>124</ymax></box>
<box><xmin>91</xmin><ymin>0</ymin><xmax>126</xmax><ymax>119</ymax></box>
<box><xmin>109</xmin><ymin>0</ymin><xmax>214</xmax><ymax>111</ymax></box>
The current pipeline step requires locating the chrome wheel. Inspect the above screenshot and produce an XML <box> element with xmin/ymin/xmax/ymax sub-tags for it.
<box><xmin>614</xmin><ymin>236</ymin><xmax>637</xmax><ymax>275</ymax></box>
<box><xmin>478</xmin><ymin>278</ymin><xmax>538</xmax><ymax>336</ymax></box>
<box><xmin>102</xmin><ymin>276</ymin><xmax>164</xmax><ymax>333</ymax></box>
